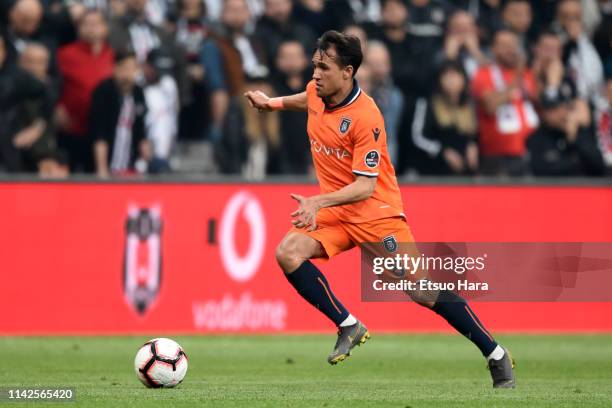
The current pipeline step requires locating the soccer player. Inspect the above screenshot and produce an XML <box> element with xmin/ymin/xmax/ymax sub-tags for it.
<box><xmin>244</xmin><ymin>31</ymin><xmax>515</xmax><ymax>388</ymax></box>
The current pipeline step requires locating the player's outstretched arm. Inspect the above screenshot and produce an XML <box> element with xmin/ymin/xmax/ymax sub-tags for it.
<box><xmin>244</xmin><ymin>90</ymin><xmax>308</xmax><ymax>112</ymax></box>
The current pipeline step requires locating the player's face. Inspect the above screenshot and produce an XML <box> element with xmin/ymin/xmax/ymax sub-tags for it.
<box><xmin>311</xmin><ymin>48</ymin><xmax>352</xmax><ymax>98</ymax></box>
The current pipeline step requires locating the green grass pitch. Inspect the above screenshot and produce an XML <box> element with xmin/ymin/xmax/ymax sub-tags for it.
<box><xmin>1</xmin><ymin>334</ymin><xmax>611</xmax><ymax>407</ymax></box>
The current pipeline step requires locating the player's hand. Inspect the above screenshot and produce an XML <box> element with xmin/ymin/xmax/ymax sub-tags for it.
<box><xmin>290</xmin><ymin>193</ymin><xmax>321</xmax><ymax>231</ymax></box>
<box><xmin>244</xmin><ymin>90</ymin><xmax>272</xmax><ymax>112</ymax></box>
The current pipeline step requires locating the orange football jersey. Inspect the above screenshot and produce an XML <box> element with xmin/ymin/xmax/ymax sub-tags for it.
<box><xmin>305</xmin><ymin>80</ymin><xmax>405</xmax><ymax>223</ymax></box>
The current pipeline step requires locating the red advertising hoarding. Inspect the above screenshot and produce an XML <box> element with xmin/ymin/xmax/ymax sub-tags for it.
<box><xmin>1</xmin><ymin>182</ymin><xmax>611</xmax><ymax>334</ymax></box>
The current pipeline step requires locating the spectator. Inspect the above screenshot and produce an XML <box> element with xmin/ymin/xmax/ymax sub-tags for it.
<box><xmin>109</xmin><ymin>0</ymin><xmax>128</xmax><ymax>18</ymax></box>
<box><xmin>554</xmin><ymin>0</ymin><xmax>604</xmax><ymax>105</ymax></box>
<box><xmin>402</xmin><ymin>0</ymin><xmax>450</xmax><ymax>95</ymax></box>
<box><xmin>20</xmin><ymin>42</ymin><xmax>51</xmax><ymax>83</ymax></box>
<box><xmin>214</xmin><ymin>0</ymin><xmax>269</xmax><ymax>90</ymax></box>
<box><xmin>500</xmin><ymin>0</ymin><xmax>533</xmax><ymax>51</ymax></box>
<box><xmin>142</xmin><ymin>48</ymin><xmax>179</xmax><ymax>172</ymax></box>
<box><xmin>5</xmin><ymin>0</ymin><xmax>52</xmax><ymax>64</ymax></box>
<box><xmin>213</xmin><ymin>0</ymin><xmax>278</xmax><ymax>177</ymax></box>
<box><xmin>0</xmin><ymin>35</ymin><xmax>53</xmax><ymax>173</ymax></box>
<box><xmin>411</xmin><ymin>60</ymin><xmax>478</xmax><ymax>175</ymax></box>
<box><xmin>528</xmin><ymin>91</ymin><xmax>605</xmax><ymax>176</ymax></box>
<box><xmin>325</xmin><ymin>0</ymin><xmax>382</xmax><ymax>29</ymax></box>
<box><xmin>439</xmin><ymin>10</ymin><xmax>488</xmax><ymax>79</ymax></box>
<box><xmin>144</xmin><ymin>0</ymin><xmax>174</xmax><ymax>27</ymax></box>
<box><xmin>174</xmin><ymin>0</ymin><xmax>228</xmax><ymax>141</ymax></box>
<box><xmin>582</xmin><ymin>0</ymin><xmax>605</xmax><ymax>38</ymax></box>
<box><xmin>406</xmin><ymin>0</ymin><xmax>450</xmax><ymax>50</ymax></box>
<box><xmin>108</xmin><ymin>0</ymin><xmax>188</xmax><ymax>103</ymax></box>
<box><xmin>344</xmin><ymin>24</ymin><xmax>368</xmax><ymax>54</ymax></box>
<box><xmin>56</xmin><ymin>9</ymin><xmax>114</xmax><ymax>172</ymax></box>
<box><xmin>532</xmin><ymin>30</ymin><xmax>574</xmax><ymax>99</ymax></box>
<box><xmin>269</xmin><ymin>39</ymin><xmax>311</xmax><ymax>174</ymax></box>
<box><xmin>292</xmin><ymin>0</ymin><xmax>329</xmax><ymax>36</ymax></box>
<box><xmin>375</xmin><ymin>0</ymin><xmax>443</xmax><ymax>174</ymax></box>
<box><xmin>254</xmin><ymin>0</ymin><xmax>315</xmax><ymax>68</ymax></box>
<box><xmin>372</xmin><ymin>0</ymin><xmax>435</xmax><ymax>174</ymax></box>
<box><xmin>19</xmin><ymin>43</ymin><xmax>65</xmax><ymax>176</ymax></box>
<box><xmin>43</xmin><ymin>0</ymin><xmax>88</xmax><ymax>47</ymax></box>
<box><xmin>472</xmin><ymin>29</ymin><xmax>539</xmax><ymax>176</ymax></box>
<box><xmin>593</xmin><ymin>0</ymin><xmax>612</xmax><ymax>77</ymax></box>
<box><xmin>454</xmin><ymin>0</ymin><xmax>503</xmax><ymax>45</ymax></box>
<box><xmin>365</xmin><ymin>41</ymin><xmax>404</xmax><ymax>165</ymax></box>
<box><xmin>90</xmin><ymin>50</ymin><xmax>150</xmax><ymax>178</ymax></box>
<box><xmin>531</xmin><ymin>30</ymin><xmax>591</xmax><ymax>130</ymax></box>
<box><xmin>371</xmin><ymin>0</ymin><xmax>433</xmax><ymax>97</ymax></box>
<box><xmin>355</xmin><ymin>59</ymin><xmax>372</xmax><ymax>93</ymax></box>
<box><xmin>595</xmin><ymin>76</ymin><xmax>612</xmax><ymax>173</ymax></box>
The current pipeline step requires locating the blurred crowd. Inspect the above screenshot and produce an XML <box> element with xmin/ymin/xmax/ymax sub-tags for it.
<box><xmin>1</xmin><ymin>0</ymin><xmax>612</xmax><ymax>179</ymax></box>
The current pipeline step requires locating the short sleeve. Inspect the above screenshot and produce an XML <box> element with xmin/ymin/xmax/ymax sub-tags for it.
<box><xmin>351</xmin><ymin>116</ymin><xmax>386</xmax><ymax>178</ymax></box>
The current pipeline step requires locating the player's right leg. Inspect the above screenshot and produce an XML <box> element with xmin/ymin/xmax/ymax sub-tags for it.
<box><xmin>275</xmin><ymin>229</ymin><xmax>370</xmax><ymax>364</ymax></box>
<box><xmin>352</xmin><ymin>218</ymin><xmax>515</xmax><ymax>388</ymax></box>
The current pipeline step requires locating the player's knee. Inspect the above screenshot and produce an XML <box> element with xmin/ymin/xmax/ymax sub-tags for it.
<box><xmin>275</xmin><ymin>235</ymin><xmax>307</xmax><ymax>273</ymax></box>
<box><xmin>406</xmin><ymin>287</ymin><xmax>439</xmax><ymax>308</ymax></box>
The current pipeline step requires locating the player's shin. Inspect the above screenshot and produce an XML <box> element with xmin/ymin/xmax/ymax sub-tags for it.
<box><xmin>285</xmin><ymin>260</ymin><xmax>352</xmax><ymax>326</ymax></box>
<box><xmin>431</xmin><ymin>290</ymin><xmax>500</xmax><ymax>358</ymax></box>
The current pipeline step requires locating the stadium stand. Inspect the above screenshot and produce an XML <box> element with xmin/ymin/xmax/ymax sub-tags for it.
<box><xmin>0</xmin><ymin>0</ymin><xmax>611</xmax><ymax>178</ymax></box>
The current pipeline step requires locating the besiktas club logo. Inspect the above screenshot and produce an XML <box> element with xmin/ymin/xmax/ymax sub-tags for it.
<box><xmin>123</xmin><ymin>205</ymin><xmax>163</xmax><ymax>315</ymax></box>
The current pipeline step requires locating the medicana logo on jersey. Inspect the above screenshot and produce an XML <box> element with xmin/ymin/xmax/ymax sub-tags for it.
<box><xmin>192</xmin><ymin>191</ymin><xmax>288</xmax><ymax>331</ymax></box>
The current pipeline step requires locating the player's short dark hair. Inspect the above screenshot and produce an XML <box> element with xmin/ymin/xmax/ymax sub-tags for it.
<box><xmin>314</xmin><ymin>30</ymin><xmax>363</xmax><ymax>77</ymax></box>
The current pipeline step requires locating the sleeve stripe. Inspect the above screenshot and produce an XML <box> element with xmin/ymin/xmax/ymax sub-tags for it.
<box><xmin>411</xmin><ymin>98</ymin><xmax>441</xmax><ymax>157</ymax></box>
<box><xmin>353</xmin><ymin>170</ymin><xmax>379</xmax><ymax>177</ymax></box>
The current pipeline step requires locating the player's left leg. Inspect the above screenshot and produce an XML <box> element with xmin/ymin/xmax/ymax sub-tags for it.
<box><xmin>349</xmin><ymin>217</ymin><xmax>515</xmax><ymax>388</ymax></box>
<box><xmin>276</xmin><ymin>213</ymin><xmax>370</xmax><ymax>364</ymax></box>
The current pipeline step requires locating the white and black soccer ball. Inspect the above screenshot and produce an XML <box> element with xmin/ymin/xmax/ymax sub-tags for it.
<box><xmin>134</xmin><ymin>338</ymin><xmax>188</xmax><ymax>388</ymax></box>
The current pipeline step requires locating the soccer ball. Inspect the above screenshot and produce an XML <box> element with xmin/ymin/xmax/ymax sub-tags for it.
<box><xmin>134</xmin><ymin>338</ymin><xmax>188</xmax><ymax>388</ymax></box>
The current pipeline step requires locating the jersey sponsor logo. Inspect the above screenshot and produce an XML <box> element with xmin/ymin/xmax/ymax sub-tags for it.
<box><xmin>372</xmin><ymin>127</ymin><xmax>381</xmax><ymax>142</ymax></box>
<box><xmin>310</xmin><ymin>139</ymin><xmax>351</xmax><ymax>160</ymax></box>
<box><xmin>339</xmin><ymin>117</ymin><xmax>352</xmax><ymax>134</ymax></box>
<box><xmin>123</xmin><ymin>205</ymin><xmax>163</xmax><ymax>315</ymax></box>
<box><xmin>364</xmin><ymin>150</ymin><xmax>380</xmax><ymax>168</ymax></box>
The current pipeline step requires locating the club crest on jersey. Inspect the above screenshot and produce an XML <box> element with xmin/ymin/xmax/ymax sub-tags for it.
<box><xmin>383</xmin><ymin>235</ymin><xmax>398</xmax><ymax>253</ymax></box>
<box><xmin>339</xmin><ymin>117</ymin><xmax>352</xmax><ymax>134</ymax></box>
<box><xmin>364</xmin><ymin>150</ymin><xmax>380</xmax><ymax>168</ymax></box>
